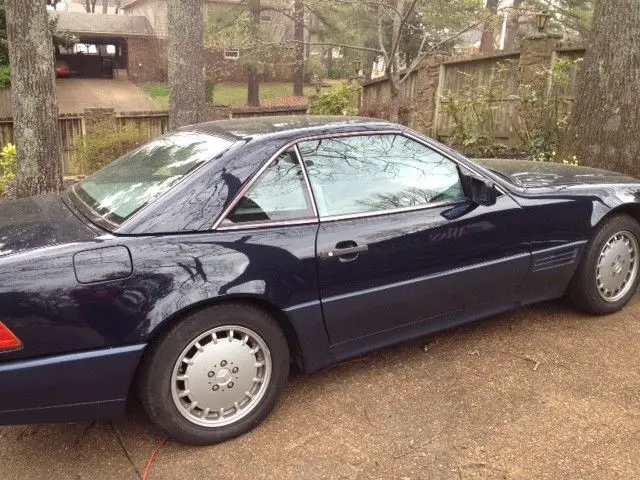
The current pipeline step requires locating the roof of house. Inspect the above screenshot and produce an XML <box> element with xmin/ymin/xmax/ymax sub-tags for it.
<box><xmin>51</xmin><ymin>11</ymin><xmax>154</xmax><ymax>37</ymax></box>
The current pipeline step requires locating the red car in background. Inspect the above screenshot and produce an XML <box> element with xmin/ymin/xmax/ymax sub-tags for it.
<box><xmin>55</xmin><ymin>62</ymin><xmax>73</xmax><ymax>78</ymax></box>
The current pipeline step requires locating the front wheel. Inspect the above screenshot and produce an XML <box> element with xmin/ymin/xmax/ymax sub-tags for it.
<box><xmin>570</xmin><ymin>214</ymin><xmax>640</xmax><ymax>315</ymax></box>
<box><xmin>138</xmin><ymin>304</ymin><xmax>290</xmax><ymax>445</ymax></box>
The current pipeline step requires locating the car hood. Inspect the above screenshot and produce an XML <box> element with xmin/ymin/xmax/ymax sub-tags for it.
<box><xmin>477</xmin><ymin>159</ymin><xmax>638</xmax><ymax>189</ymax></box>
<box><xmin>0</xmin><ymin>194</ymin><xmax>97</xmax><ymax>258</ymax></box>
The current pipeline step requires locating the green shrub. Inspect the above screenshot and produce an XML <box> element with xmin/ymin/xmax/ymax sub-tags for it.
<box><xmin>0</xmin><ymin>143</ymin><xmax>16</xmax><ymax>196</ymax></box>
<box><xmin>304</xmin><ymin>56</ymin><xmax>328</xmax><ymax>83</ymax></box>
<box><xmin>311</xmin><ymin>83</ymin><xmax>359</xmax><ymax>116</ymax></box>
<box><xmin>75</xmin><ymin>121</ymin><xmax>148</xmax><ymax>175</ymax></box>
<box><xmin>0</xmin><ymin>66</ymin><xmax>11</xmax><ymax>89</ymax></box>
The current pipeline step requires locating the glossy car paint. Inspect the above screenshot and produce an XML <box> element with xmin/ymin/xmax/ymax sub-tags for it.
<box><xmin>1</xmin><ymin>116</ymin><xmax>640</xmax><ymax>425</ymax></box>
<box><xmin>316</xmin><ymin>194</ymin><xmax>531</xmax><ymax>345</ymax></box>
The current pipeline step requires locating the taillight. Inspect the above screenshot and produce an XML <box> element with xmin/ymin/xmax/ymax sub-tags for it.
<box><xmin>0</xmin><ymin>322</ymin><xmax>22</xmax><ymax>352</ymax></box>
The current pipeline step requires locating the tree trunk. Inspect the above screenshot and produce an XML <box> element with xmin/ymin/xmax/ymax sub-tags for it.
<box><xmin>90</xmin><ymin>0</ymin><xmax>97</xmax><ymax>13</ymax></box>
<box><xmin>247</xmin><ymin>68</ymin><xmax>260</xmax><ymax>107</ymax></box>
<box><xmin>246</xmin><ymin>0</ymin><xmax>261</xmax><ymax>107</ymax></box>
<box><xmin>389</xmin><ymin>85</ymin><xmax>400</xmax><ymax>123</ymax></box>
<box><xmin>167</xmin><ymin>0</ymin><xmax>206</xmax><ymax>130</ymax></box>
<box><xmin>325</xmin><ymin>47</ymin><xmax>333</xmax><ymax>76</ymax></box>
<box><xmin>6</xmin><ymin>0</ymin><xmax>62</xmax><ymax>198</ymax></box>
<box><xmin>480</xmin><ymin>0</ymin><xmax>499</xmax><ymax>53</ymax></box>
<box><xmin>503</xmin><ymin>0</ymin><xmax>522</xmax><ymax>50</ymax></box>
<box><xmin>102</xmin><ymin>0</ymin><xmax>108</xmax><ymax>14</ymax></box>
<box><xmin>387</xmin><ymin>0</ymin><xmax>403</xmax><ymax>123</ymax></box>
<box><xmin>84</xmin><ymin>0</ymin><xmax>91</xmax><ymax>12</ymax></box>
<box><xmin>293</xmin><ymin>0</ymin><xmax>305</xmax><ymax>97</ymax></box>
<box><xmin>562</xmin><ymin>0</ymin><xmax>640</xmax><ymax>176</ymax></box>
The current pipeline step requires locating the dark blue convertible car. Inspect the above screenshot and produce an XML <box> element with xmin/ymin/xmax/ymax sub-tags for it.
<box><xmin>1</xmin><ymin>117</ymin><xmax>640</xmax><ymax>445</ymax></box>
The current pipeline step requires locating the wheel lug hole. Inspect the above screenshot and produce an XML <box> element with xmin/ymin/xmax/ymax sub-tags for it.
<box><xmin>212</xmin><ymin>385</ymin><xmax>219</xmax><ymax>391</ymax></box>
<box><xmin>221</xmin><ymin>360</ymin><xmax>228</xmax><ymax>367</ymax></box>
<box><xmin>228</xmin><ymin>382</ymin><xmax>234</xmax><ymax>388</ymax></box>
<box><xmin>208</xmin><ymin>371</ymin><xmax>215</xmax><ymax>378</ymax></box>
<box><xmin>232</xmin><ymin>367</ymin><xmax>239</xmax><ymax>373</ymax></box>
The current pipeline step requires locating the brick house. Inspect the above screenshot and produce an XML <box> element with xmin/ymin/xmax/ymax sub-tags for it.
<box><xmin>122</xmin><ymin>0</ymin><xmax>308</xmax><ymax>82</ymax></box>
<box><xmin>53</xmin><ymin>11</ymin><xmax>166</xmax><ymax>82</ymax></box>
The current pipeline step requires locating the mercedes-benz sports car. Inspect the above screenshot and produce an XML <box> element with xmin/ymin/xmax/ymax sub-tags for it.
<box><xmin>1</xmin><ymin>117</ymin><xmax>640</xmax><ymax>445</ymax></box>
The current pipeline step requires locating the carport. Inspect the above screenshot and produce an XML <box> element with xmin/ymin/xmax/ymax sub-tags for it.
<box><xmin>52</xmin><ymin>11</ymin><xmax>161</xmax><ymax>81</ymax></box>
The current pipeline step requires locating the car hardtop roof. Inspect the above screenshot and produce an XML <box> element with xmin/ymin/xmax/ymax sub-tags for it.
<box><xmin>179</xmin><ymin>115</ymin><xmax>404</xmax><ymax>140</ymax></box>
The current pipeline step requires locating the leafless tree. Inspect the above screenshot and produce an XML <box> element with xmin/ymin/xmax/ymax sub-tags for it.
<box><xmin>247</xmin><ymin>0</ymin><xmax>261</xmax><ymax>106</ymax></box>
<box><xmin>293</xmin><ymin>0</ymin><xmax>305</xmax><ymax>96</ymax></box>
<box><xmin>84</xmin><ymin>0</ymin><xmax>97</xmax><ymax>13</ymax></box>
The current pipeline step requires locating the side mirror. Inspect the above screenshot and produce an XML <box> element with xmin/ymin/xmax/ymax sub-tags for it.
<box><xmin>461</xmin><ymin>174</ymin><xmax>498</xmax><ymax>207</ymax></box>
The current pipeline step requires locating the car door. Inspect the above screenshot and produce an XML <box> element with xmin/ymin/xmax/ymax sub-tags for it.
<box><xmin>297</xmin><ymin>133</ymin><xmax>531</xmax><ymax>346</ymax></box>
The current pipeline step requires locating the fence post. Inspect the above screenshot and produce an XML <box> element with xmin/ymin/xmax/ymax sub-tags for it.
<box><xmin>519</xmin><ymin>32</ymin><xmax>562</xmax><ymax>97</ymax></box>
<box><xmin>412</xmin><ymin>53</ymin><xmax>450</xmax><ymax>137</ymax></box>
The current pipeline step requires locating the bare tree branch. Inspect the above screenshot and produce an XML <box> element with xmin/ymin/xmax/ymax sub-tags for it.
<box><xmin>377</xmin><ymin>5</ymin><xmax>389</xmax><ymax>62</ymax></box>
<box><xmin>387</xmin><ymin>0</ymin><xmax>420</xmax><ymax>70</ymax></box>
<box><xmin>333</xmin><ymin>0</ymin><xmax>402</xmax><ymax>18</ymax></box>
<box><xmin>399</xmin><ymin>13</ymin><xmax>494</xmax><ymax>84</ymax></box>
<box><xmin>240</xmin><ymin>39</ymin><xmax>383</xmax><ymax>59</ymax></box>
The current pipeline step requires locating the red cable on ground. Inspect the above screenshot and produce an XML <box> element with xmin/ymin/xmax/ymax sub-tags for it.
<box><xmin>141</xmin><ymin>437</ymin><xmax>169</xmax><ymax>480</ymax></box>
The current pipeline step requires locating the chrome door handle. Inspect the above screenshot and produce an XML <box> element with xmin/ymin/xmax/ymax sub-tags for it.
<box><xmin>321</xmin><ymin>243</ymin><xmax>368</xmax><ymax>260</ymax></box>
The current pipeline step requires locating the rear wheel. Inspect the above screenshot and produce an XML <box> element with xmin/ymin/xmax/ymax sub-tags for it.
<box><xmin>570</xmin><ymin>214</ymin><xmax>640</xmax><ymax>315</ymax></box>
<box><xmin>138</xmin><ymin>304</ymin><xmax>289</xmax><ymax>445</ymax></box>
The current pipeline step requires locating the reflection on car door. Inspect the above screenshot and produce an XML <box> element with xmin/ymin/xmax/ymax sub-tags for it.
<box><xmin>297</xmin><ymin>134</ymin><xmax>531</xmax><ymax>347</ymax></box>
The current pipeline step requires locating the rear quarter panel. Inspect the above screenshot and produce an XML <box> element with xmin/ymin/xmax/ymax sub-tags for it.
<box><xmin>0</xmin><ymin>227</ymin><xmax>328</xmax><ymax>370</ymax></box>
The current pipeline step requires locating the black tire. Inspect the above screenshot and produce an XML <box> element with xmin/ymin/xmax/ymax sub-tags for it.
<box><xmin>569</xmin><ymin>214</ymin><xmax>640</xmax><ymax>315</ymax></box>
<box><xmin>138</xmin><ymin>304</ymin><xmax>289</xmax><ymax>445</ymax></box>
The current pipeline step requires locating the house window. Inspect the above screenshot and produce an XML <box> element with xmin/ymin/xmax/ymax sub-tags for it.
<box><xmin>224</xmin><ymin>48</ymin><xmax>240</xmax><ymax>60</ymax></box>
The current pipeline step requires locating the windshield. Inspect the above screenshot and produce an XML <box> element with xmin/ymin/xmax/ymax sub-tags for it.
<box><xmin>71</xmin><ymin>131</ymin><xmax>234</xmax><ymax>227</ymax></box>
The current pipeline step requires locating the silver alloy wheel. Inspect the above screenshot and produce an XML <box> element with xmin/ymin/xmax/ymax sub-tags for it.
<box><xmin>171</xmin><ymin>325</ymin><xmax>272</xmax><ymax>428</ymax></box>
<box><xmin>596</xmin><ymin>230</ymin><xmax>639</xmax><ymax>303</ymax></box>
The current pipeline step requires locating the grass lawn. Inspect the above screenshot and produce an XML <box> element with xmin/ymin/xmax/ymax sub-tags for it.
<box><xmin>143</xmin><ymin>82</ymin><xmax>321</xmax><ymax>109</ymax></box>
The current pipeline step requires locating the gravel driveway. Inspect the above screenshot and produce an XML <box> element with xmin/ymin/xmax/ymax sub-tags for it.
<box><xmin>2</xmin><ymin>296</ymin><xmax>640</xmax><ymax>479</ymax></box>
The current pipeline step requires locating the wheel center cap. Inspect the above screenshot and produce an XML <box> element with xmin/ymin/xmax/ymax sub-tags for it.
<box><xmin>612</xmin><ymin>259</ymin><xmax>625</xmax><ymax>276</ymax></box>
<box><xmin>215</xmin><ymin>368</ymin><xmax>232</xmax><ymax>385</ymax></box>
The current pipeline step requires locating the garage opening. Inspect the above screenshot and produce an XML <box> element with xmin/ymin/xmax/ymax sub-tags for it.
<box><xmin>56</xmin><ymin>39</ymin><xmax>128</xmax><ymax>79</ymax></box>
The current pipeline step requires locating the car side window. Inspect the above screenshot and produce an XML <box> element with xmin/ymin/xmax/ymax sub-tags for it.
<box><xmin>223</xmin><ymin>150</ymin><xmax>315</xmax><ymax>225</ymax></box>
<box><xmin>297</xmin><ymin>134</ymin><xmax>466</xmax><ymax>218</ymax></box>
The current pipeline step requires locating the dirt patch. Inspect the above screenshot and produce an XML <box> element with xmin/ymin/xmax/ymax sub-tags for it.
<box><xmin>2</xmin><ymin>297</ymin><xmax>640</xmax><ymax>479</ymax></box>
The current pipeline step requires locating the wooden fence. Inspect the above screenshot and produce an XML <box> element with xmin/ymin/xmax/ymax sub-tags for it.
<box><xmin>0</xmin><ymin>112</ymin><xmax>170</xmax><ymax>176</ymax></box>
<box><xmin>0</xmin><ymin>89</ymin><xmax>11</xmax><ymax>119</ymax></box>
<box><xmin>551</xmin><ymin>47</ymin><xmax>586</xmax><ymax>98</ymax></box>
<box><xmin>360</xmin><ymin>70</ymin><xmax>419</xmax><ymax>115</ymax></box>
<box><xmin>0</xmin><ymin>104</ymin><xmax>308</xmax><ymax>176</ymax></box>
<box><xmin>436</xmin><ymin>52</ymin><xmax>521</xmax><ymax>143</ymax></box>
<box><xmin>360</xmin><ymin>46</ymin><xmax>586</xmax><ymax>147</ymax></box>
